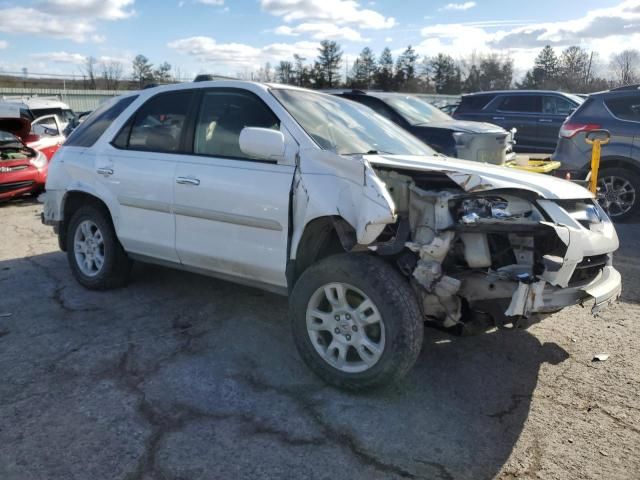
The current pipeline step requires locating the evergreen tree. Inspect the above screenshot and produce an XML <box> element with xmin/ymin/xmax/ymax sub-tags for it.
<box><xmin>375</xmin><ymin>47</ymin><xmax>394</xmax><ymax>91</ymax></box>
<box><xmin>132</xmin><ymin>54</ymin><xmax>154</xmax><ymax>87</ymax></box>
<box><xmin>428</xmin><ymin>53</ymin><xmax>461</xmax><ymax>94</ymax></box>
<box><xmin>316</xmin><ymin>40</ymin><xmax>343</xmax><ymax>88</ymax></box>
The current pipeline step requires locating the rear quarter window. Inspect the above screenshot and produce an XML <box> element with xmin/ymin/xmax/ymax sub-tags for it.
<box><xmin>64</xmin><ymin>95</ymin><xmax>138</xmax><ymax>148</ymax></box>
<box><xmin>605</xmin><ymin>95</ymin><xmax>640</xmax><ymax>122</ymax></box>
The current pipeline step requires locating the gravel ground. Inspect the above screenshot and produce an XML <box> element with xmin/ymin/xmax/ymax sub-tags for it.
<box><xmin>0</xmin><ymin>197</ymin><xmax>639</xmax><ymax>480</ymax></box>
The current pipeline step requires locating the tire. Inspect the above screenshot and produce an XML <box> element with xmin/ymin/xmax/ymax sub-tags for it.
<box><xmin>66</xmin><ymin>204</ymin><xmax>132</xmax><ymax>290</ymax></box>
<box><xmin>597</xmin><ymin>167</ymin><xmax>640</xmax><ymax>222</ymax></box>
<box><xmin>290</xmin><ymin>253</ymin><xmax>424</xmax><ymax>390</ymax></box>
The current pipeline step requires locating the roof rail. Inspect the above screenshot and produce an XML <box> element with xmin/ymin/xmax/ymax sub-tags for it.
<box><xmin>609</xmin><ymin>84</ymin><xmax>640</xmax><ymax>92</ymax></box>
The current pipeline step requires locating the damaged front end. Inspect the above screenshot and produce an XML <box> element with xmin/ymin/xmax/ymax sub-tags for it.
<box><xmin>372</xmin><ymin>168</ymin><xmax>622</xmax><ymax>331</ymax></box>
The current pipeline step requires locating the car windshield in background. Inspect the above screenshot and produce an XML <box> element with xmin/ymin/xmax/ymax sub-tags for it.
<box><xmin>271</xmin><ymin>89</ymin><xmax>434</xmax><ymax>156</ymax></box>
<box><xmin>0</xmin><ymin>131</ymin><xmax>18</xmax><ymax>143</ymax></box>
<box><xmin>381</xmin><ymin>95</ymin><xmax>453</xmax><ymax>125</ymax></box>
<box><xmin>564</xmin><ymin>93</ymin><xmax>585</xmax><ymax>105</ymax></box>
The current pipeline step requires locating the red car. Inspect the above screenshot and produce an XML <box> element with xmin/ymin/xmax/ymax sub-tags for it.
<box><xmin>0</xmin><ymin>116</ymin><xmax>50</xmax><ymax>201</ymax></box>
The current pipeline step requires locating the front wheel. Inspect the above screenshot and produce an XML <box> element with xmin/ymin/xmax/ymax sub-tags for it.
<box><xmin>290</xmin><ymin>254</ymin><xmax>424</xmax><ymax>390</ymax></box>
<box><xmin>597</xmin><ymin>167</ymin><xmax>640</xmax><ymax>221</ymax></box>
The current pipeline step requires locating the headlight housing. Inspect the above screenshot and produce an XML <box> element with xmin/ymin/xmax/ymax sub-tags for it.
<box><xmin>29</xmin><ymin>152</ymin><xmax>47</xmax><ymax>169</ymax></box>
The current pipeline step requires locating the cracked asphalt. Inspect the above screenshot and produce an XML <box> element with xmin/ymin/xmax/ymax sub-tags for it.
<box><xmin>1</xmin><ymin>198</ymin><xmax>639</xmax><ymax>480</ymax></box>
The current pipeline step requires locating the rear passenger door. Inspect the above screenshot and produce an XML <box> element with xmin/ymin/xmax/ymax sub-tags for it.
<box><xmin>173</xmin><ymin>88</ymin><xmax>295</xmax><ymax>289</ymax></box>
<box><xmin>106</xmin><ymin>90</ymin><xmax>197</xmax><ymax>262</ymax></box>
<box><xmin>493</xmin><ymin>95</ymin><xmax>542</xmax><ymax>151</ymax></box>
<box><xmin>539</xmin><ymin>95</ymin><xmax>577</xmax><ymax>151</ymax></box>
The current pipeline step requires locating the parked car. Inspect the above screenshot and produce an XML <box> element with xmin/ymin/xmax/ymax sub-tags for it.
<box><xmin>42</xmin><ymin>82</ymin><xmax>621</xmax><ymax>390</ymax></box>
<box><xmin>330</xmin><ymin>90</ymin><xmax>515</xmax><ymax>165</ymax></box>
<box><xmin>0</xmin><ymin>100</ymin><xmax>66</xmax><ymax>160</ymax></box>
<box><xmin>0</xmin><ymin>107</ymin><xmax>49</xmax><ymax>201</ymax></box>
<box><xmin>2</xmin><ymin>95</ymin><xmax>76</xmax><ymax>132</ymax></box>
<box><xmin>552</xmin><ymin>84</ymin><xmax>640</xmax><ymax>220</ymax></box>
<box><xmin>454</xmin><ymin>90</ymin><xmax>584</xmax><ymax>153</ymax></box>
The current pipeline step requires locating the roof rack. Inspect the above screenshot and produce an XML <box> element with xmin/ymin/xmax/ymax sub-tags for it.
<box><xmin>609</xmin><ymin>84</ymin><xmax>640</xmax><ymax>92</ymax></box>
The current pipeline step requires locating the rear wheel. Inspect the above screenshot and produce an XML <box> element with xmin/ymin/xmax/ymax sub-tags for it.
<box><xmin>597</xmin><ymin>167</ymin><xmax>640</xmax><ymax>221</ymax></box>
<box><xmin>290</xmin><ymin>254</ymin><xmax>424</xmax><ymax>390</ymax></box>
<box><xmin>66</xmin><ymin>205</ymin><xmax>131</xmax><ymax>290</ymax></box>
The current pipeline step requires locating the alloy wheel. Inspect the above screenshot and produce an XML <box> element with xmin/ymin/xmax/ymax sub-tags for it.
<box><xmin>73</xmin><ymin>220</ymin><xmax>105</xmax><ymax>277</ymax></box>
<box><xmin>597</xmin><ymin>175</ymin><xmax>636</xmax><ymax>218</ymax></box>
<box><xmin>306</xmin><ymin>282</ymin><xmax>386</xmax><ymax>373</ymax></box>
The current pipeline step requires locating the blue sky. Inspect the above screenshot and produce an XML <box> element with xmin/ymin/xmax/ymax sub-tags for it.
<box><xmin>0</xmin><ymin>0</ymin><xmax>635</xmax><ymax>79</ymax></box>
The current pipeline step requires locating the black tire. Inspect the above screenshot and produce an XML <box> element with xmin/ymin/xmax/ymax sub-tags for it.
<box><xmin>66</xmin><ymin>204</ymin><xmax>131</xmax><ymax>290</ymax></box>
<box><xmin>290</xmin><ymin>253</ymin><xmax>424</xmax><ymax>391</ymax></box>
<box><xmin>597</xmin><ymin>167</ymin><xmax>640</xmax><ymax>222</ymax></box>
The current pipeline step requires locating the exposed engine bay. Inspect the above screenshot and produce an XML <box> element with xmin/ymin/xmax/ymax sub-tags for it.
<box><xmin>372</xmin><ymin>168</ymin><xmax>614</xmax><ymax>331</ymax></box>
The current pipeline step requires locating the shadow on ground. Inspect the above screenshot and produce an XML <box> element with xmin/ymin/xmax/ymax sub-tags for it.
<box><xmin>0</xmin><ymin>237</ymin><xmax>572</xmax><ymax>479</ymax></box>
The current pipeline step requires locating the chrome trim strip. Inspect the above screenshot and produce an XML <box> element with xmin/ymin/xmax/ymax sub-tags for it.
<box><xmin>173</xmin><ymin>204</ymin><xmax>283</xmax><ymax>231</ymax></box>
<box><xmin>118</xmin><ymin>196</ymin><xmax>172</xmax><ymax>213</ymax></box>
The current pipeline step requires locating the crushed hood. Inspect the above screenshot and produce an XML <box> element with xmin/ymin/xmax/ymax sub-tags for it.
<box><xmin>413</xmin><ymin>120</ymin><xmax>507</xmax><ymax>135</ymax></box>
<box><xmin>0</xmin><ymin>117</ymin><xmax>31</xmax><ymax>141</ymax></box>
<box><xmin>366</xmin><ymin>153</ymin><xmax>592</xmax><ymax>200</ymax></box>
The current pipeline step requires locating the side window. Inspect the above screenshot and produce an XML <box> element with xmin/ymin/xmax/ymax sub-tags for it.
<box><xmin>193</xmin><ymin>90</ymin><xmax>280</xmax><ymax>160</ymax></box>
<box><xmin>32</xmin><ymin>116</ymin><xmax>60</xmax><ymax>137</ymax></box>
<box><xmin>119</xmin><ymin>91</ymin><xmax>195</xmax><ymax>153</ymax></box>
<box><xmin>542</xmin><ymin>96</ymin><xmax>575</xmax><ymax>116</ymax></box>
<box><xmin>498</xmin><ymin>95</ymin><xmax>542</xmax><ymax>113</ymax></box>
<box><xmin>605</xmin><ymin>95</ymin><xmax>640</xmax><ymax>122</ymax></box>
<box><xmin>65</xmin><ymin>95</ymin><xmax>138</xmax><ymax>147</ymax></box>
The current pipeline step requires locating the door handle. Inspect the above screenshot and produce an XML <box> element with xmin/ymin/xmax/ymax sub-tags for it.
<box><xmin>539</xmin><ymin>119</ymin><xmax>553</xmax><ymax>123</ymax></box>
<box><xmin>492</xmin><ymin>116</ymin><xmax>505</xmax><ymax>120</ymax></box>
<box><xmin>176</xmin><ymin>176</ymin><xmax>200</xmax><ymax>186</ymax></box>
<box><xmin>97</xmin><ymin>167</ymin><xmax>114</xmax><ymax>176</ymax></box>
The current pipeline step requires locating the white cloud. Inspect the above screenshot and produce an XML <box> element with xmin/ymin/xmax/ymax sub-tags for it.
<box><xmin>262</xmin><ymin>0</ymin><xmax>395</xmax><ymax>29</ymax></box>
<box><xmin>489</xmin><ymin>0</ymin><xmax>640</xmax><ymax>49</ymax></box>
<box><xmin>275</xmin><ymin>22</ymin><xmax>367</xmax><ymax>41</ymax></box>
<box><xmin>439</xmin><ymin>2</ymin><xmax>476</xmax><ymax>11</ymax></box>
<box><xmin>168</xmin><ymin>36</ymin><xmax>321</xmax><ymax>72</ymax></box>
<box><xmin>197</xmin><ymin>0</ymin><xmax>224</xmax><ymax>4</ymax></box>
<box><xmin>0</xmin><ymin>1</ymin><xmax>134</xmax><ymax>42</ymax></box>
<box><xmin>38</xmin><ymin>0</ymin><xmax>135</xmax><ymax>19</ymax></box>
<box><xmin>418</xmin><ymin>0</ymin><xmax>640</xmax><ymax>76</ymax></box>
<box><xmin>30</xmin><ymin>51</ymin><xmax>87</xmax><ymax>64</ymax></box>
<box><xmin>0</xmin><ymin>41</ymin><xmax>8</xmax><ymax>49</ymax></box>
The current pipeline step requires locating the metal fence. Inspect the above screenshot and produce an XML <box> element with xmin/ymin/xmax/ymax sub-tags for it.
<box><xmin>0</xmin><ymin>87</ymin><xmax>133</xmax><ymax>112</ymax></box>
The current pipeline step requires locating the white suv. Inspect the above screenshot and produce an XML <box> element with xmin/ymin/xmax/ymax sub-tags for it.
<box><xmin>42</xmin><ymin>81</ymin><xmax>622</xmax><ymax>390</ymax></box>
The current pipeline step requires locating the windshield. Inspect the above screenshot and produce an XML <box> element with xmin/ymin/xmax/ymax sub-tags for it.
<box><xmin>381</xmin><ymin>95</ymin><xmax>453</xmax><ymax>125</ymax></box>
<box><xmin>0</xmin><ymin>131</ymin><xmax>19</xmax><ymax>143</ymax></box>
<box><xmin>271</xmin><ymin>89</ymin><xmax>435</xmax><ymax>156</ymax></box>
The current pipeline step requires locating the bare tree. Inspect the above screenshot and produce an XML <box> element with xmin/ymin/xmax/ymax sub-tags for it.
<box><xmin>610</xmin><ymin>50</ymin><xmax>640</xmax><ymax>86</ymax></box>
<box><xmin>83</xmin><ymin>56</ymin><xmax>98</xmax><ymax>89</ymax></box>
<box><xmin>101</xmin><ymin>60</ymin><xmax>123</xmax><ymax>90</ymax></box>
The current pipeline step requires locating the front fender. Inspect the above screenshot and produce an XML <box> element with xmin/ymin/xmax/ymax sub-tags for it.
<box><xmin>290</xmin><ymin>149</ymin><xmax>396</xmax><ymax>259</ymax></box>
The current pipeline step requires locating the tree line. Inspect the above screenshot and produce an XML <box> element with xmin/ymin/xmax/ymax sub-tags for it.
<box><xmin>21</xmin><ymin>42</ymin><xmax>640</xmax><ymax>94</ymax></box>
<box><xmin>255</xmin><ymin>41</ymin><xmax>640</xmax><ymax>94</ymax></box>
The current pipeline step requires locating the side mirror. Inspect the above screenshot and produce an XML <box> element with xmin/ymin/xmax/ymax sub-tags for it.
<box><xmin>239</xmin><ymin>127</ymin><xmax>285</xmax><ymax>161</ymax></box>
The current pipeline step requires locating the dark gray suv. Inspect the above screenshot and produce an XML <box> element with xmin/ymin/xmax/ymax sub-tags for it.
<box><xmin>454</xmin><ymin>90</ymin><xmax>583</xmax><ymax>153</ymax></box>
<box><xmin>552</xmin><ymin>85</ymin><xmax>640</xmax><ymax>220</ymax></box>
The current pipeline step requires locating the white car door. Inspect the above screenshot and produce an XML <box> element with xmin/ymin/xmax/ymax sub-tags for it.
<box><xmin>99</xmin><ymin>90</ymin><xmax>197</xmax><ymax>262</ymax></box>
<box><xmin>173</xmin><ymin>88</ymin><xmax>295</xmax><ymax>289</ymax></box>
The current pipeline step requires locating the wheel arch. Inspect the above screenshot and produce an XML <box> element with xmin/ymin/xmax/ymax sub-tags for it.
<box><xmin>591</xmin><ymin>156</ymin><xmax>640</xmax><ymax>174</ymax></box>
<box><xmin>59</xmin><ymin>190</ymin><xmax>115</xmax><ymax>252</ymax></box>
<box><xmin>286</xmin><ymin>215</ymin><xmax>357</xmax><ymax>291</ymax></box>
